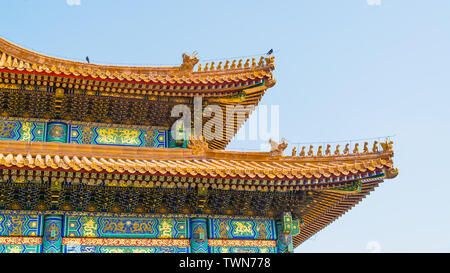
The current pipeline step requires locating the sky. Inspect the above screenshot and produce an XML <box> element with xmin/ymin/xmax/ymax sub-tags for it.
<box><xmin>1</xmin><ymin>0</ymin><xmax>449</xmax><ymax>252</ymax></box>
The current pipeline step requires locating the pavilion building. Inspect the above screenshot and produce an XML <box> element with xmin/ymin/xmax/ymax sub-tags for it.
<box><xmin>0</xmin><ymin>37</ymin><xmax>397</xmax><ymax>253</ymax></box>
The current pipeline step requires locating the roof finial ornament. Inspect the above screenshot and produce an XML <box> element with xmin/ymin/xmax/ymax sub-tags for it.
<box><xmin>265</xmin><ymin>55</ymin><xmax>275</xmax><ymax>70</ymax></box>
<box><xmin>179</xmin><ymin>51</ymin><xmax>199</xmax><ymax>75</ymax></box>
<box><xmin>317</xmin><ymin>146</ymin><xmax>323</xmax><ymax>156</ymax></box>
<box><xmin>188</xmin><ymin>134</ymin><xmax>209</xmax><ymax>156</ymax></box>
<box><xmin>353</xmin><ymin>143</ymin><xmax>359</xmax><ymax>154</ymax></box>
<box><xmin>385</xmin><ymin>167</ymin><xmax>399</xmax><ymax>179</ymax></box>
<box><xmin>343</xmin><ymin>144</ymin><xmax>350</xmax><ymax>155</ymax></box>
<box><xmin>244</xmin><ymin>59</ymin><xmax>250</xmax><ymax>68</ymax></box>
<box><xmin>237</xmin><ymin>59</ymin><xmax>243</xmax><ymax>69</ymax></box>
<box><xmin>269</xmin><ymin>138</ymin><xmax>288</xmax><ymax>156</ymax></box>
<box><xmin>299</xmin><ymin>146</ymin><xmax>306</xmax><ymax>157</ymax></box>
<box><xmin>258</xmin><ymin>56</ymin><xmax>265</xmax><ymax>66</ymax></box>
<box><xmin>325</xmin><ymin>144</ymin><xmax>331</xmax><ymax>156</ymax></box>
<box><xmin>291</xmin><ymin>146</ymin><xmax>297</xmax><ymax>156</ymax></box>
<box><xmin>307</xmin><ymin>145</ymin><xmax>314</xmax><ymax>157</ymax></box>
<box><xmin>372</xmin><ymin>141</ymin><xmax>379</xmax><ymax>153</ymax></box>
<box><xmin>334</xmin><ymin>144</ymin><xmax>341</xmax><ymax>155</ymax></box>
<box><xmin>363</xmin><ymin>142</ymin><xmax>369</xmax><ymax>153</ymax></box>
<box><xmin>380</xmin><ymin>140</ymin><xmax>393</xmax><ymax>152</ymax></box>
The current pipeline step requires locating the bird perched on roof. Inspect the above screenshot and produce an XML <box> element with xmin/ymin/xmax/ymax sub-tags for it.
<box><xmin>266</xmin><ymin>49</ymin><xmax>273</xmax><ymax>55</ymax></box>
<box><xmin>85</xmin><ymin>56</ymin><xmax>90</xmax><ymax>63</ymax></box>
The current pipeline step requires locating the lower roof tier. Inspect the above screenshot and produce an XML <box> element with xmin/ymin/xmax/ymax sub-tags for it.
<box><xmin>0</xmin><ymin>139</ymin><xmax>396</xmax><ymax>187</ymax></box>
<box><xmin>0</xmin><ymin>139</ymin><xmax>397</xmax><ymax>248</ymax></box>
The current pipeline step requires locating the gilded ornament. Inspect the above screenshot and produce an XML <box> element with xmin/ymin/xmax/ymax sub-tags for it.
<box><xmin>178</xmin><ymin>52</ymin><xmax>199</xmax><ymax>75</ymax></box>
<box><xmin>158</xmin><ymin>219</ymin><xmax>174</xmax><ymax>238</ymax></box>
<box><xmin>316</xmin><ymin>146</ymin><xmax>323</xmax><ymax>156</ymax></box>
<box><xmin>264</xmin><ymin>56</ymin><xmax>275</xmax><ymax>69</ymax></box>
<box><xmin>325</xmin><ymin>144</ymin><xmax>331</xmax><ymax>156</ymax></box>
<box><xmin>188</xmin><ymin>135</ymin><xmax>209</xmax><ymax>155</ymax></box>
<box><xmin>299</xmin><ymin>146</ymin><xmax>306</xmax><ymax>156</ymax></box>
<box><xmin>258</xmin><ymin>56</ymin><xmax>265</xmax><ymax>66</ymax></box>
<box><xmin>232</xmin><ymin>221</ymin><xmax>254</xmax><ymax>237</ymax></box>
<box><xmin>96</xmin><ymin>127</ymin><xmax>140</xmax><ymax>146</ymax></box>
<box><xmin>372</xmin><ymin>141</ymin><xmax>379</xmax><ymax>153</ymax></box>
<box><xmin>307</xmin><ymin>145</ymin><xmax>314</xmax><ymax>156</ymax></box>
<box><xmin>0</xmin><ymin>121</ymin><xmax>16</xmax><ymax>139</ymax></box>
<box><xmin>244</xmin><ymin>59</ymin><xmax>250</xmax><ymax>68</ymax></box>
<box><xmin>237</xmin><ymin>60</ymin><xmax>243</xmax><ymax>69</ymax></box>
<box><xmin>334</xmin><ymin>144</ymin><xmax>341</xmax><ymax>155</ymax></box>
<box><xmin>385</xmin><ymin>168</ymin><xmax>399</xmax><ymax>179</ymax></box>
<box><xmin>380</xmin><ymin>140</ymin><xmax>393</xmax><ymax>152</ymax></box>
<box><xmin>269</xmin><ymin>138</ymin><xmax>288</xmax><ymax>156</ymax></box>
<box><xmin>353</xmin><ymin>143</ymin><xmax>359</xmax><ymax>154</ymax></box>
<box><xmin>82</xmin><ymin>217</ymin><xmax>98</xmax><ymax>237</ymax></box>
<box><xmin>19</xmin><ymin>122</ymin><xmax>33</xmax><ymax>141</ymax></box>
<box><xmin>363</xmin><ymin>142</ymin><xmax>369</xmax><ymax>153</ymax></box>
<box><xmin>343</xmin><ymin>144</ymin><xmax>350</xmax><ymax>154</ymax></box>
<box><xmin>48</xmin><ymin>124</ymin><xmax>65</xmax><ymax>138</ymax></box>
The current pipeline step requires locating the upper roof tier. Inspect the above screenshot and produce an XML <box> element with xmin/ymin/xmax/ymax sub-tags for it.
<box><xmin>0</xmin><ymin>37</ymin><xmax>277</xmax><ymax>150</ymax></box>
<box><xmin>0</xmin><ymin>37</ymin><xmax>276</xmax><ymax>97</ymax></box>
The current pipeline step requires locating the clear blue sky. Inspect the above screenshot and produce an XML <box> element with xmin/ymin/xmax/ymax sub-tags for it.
<box><xmin>2</xmin><ymin>0</ymin><xmax>449</xmax><ymax>252</ymax></box>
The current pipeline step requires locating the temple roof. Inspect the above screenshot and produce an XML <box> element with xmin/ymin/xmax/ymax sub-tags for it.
<box><xmin>0</xmin><ymin>139</ymin><xmax>398</xmax><ymax>248</ymax></box>
<box><xmin>0</xmin><ymin>37</ymin><xmax>275</xmax><ymax>97</ymax></box>
<box><xmin>0</xmin><ymin>139</ymin><xmax>396</xmax><ymax>188</ymax></box>
<box><xmin>0</xmin><ymin>36</ymin><xmax>276</xmax><ymax>150</ymax></box>
<box><xmin>0</xmin><ymin>36</ymin><xmax>399</xmax><ymax>248</ymax></box>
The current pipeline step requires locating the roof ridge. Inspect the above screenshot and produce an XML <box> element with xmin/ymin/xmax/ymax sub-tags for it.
<box><xmin>0</xmin><ymin>36</ymin><xmax>275</xmax><ymax>79</ymax></box>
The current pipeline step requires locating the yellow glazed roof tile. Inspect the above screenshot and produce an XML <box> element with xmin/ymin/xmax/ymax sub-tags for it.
<box><xmin>0</xmin><ymin>139</ymin><xmax>397</xmax><ymax>192</ymax></box>
<box><xmin>0</xmin><ymin>36</ymin><xmax>275</xmax><ymax>90</ymax></box>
